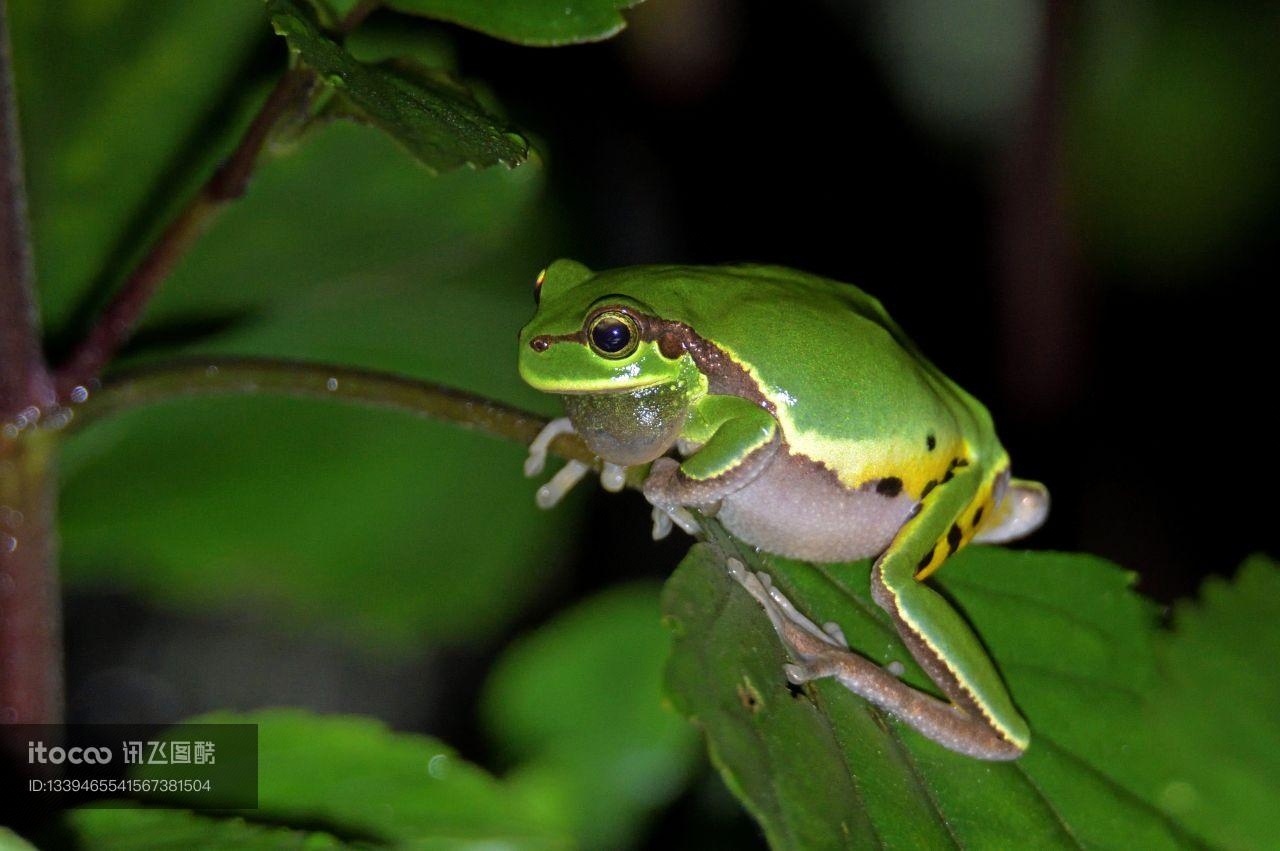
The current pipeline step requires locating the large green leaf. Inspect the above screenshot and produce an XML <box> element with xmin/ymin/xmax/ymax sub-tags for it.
<box><xmin>333</xmin><ymin>0</ymin><xmax>644</xmax><ymax>46</ymax></box>
<box><xmin>663</xmin><ymin>527</ymin><xmax>1277</xmax><ymax>849</ymax></box>
<box><xmin>269</xmin><ymin>0</ymin><xmax>527</xmax><ymax>173</ymax></box>
<box><xmin>57</xmin><ymin>118</ymin><xmax>568</xmax><ymax>650</ymax></box>
<box><xmin>482</xmin><ymin>583</ymin><xmax>701</xmax><ymax>849</ymax></box>
<box><xmin>58</xmin><ymin>710</ymin><xmax>572</xmax><ymax>849</ymax></box>
<box><xmin>1104</xmin><ymin>555</ymin><xmax>1280</xmax><ymax>851</ymax></box>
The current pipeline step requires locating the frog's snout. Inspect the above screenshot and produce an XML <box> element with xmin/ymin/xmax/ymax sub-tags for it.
<box><xmin>529</xmin><ymin>335</ymin><xmax>552</xmax><ymax>352</ymax></box>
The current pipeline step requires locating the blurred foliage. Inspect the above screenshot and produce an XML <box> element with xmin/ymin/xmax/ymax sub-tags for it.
<box><xmin>0</xmin><ymin>829</ymin><xmax>37</xmax><ymax>851</ymax></box>
<box><xmin>860</xmin><ymin>0</ymin><xmax>1041</xmax><ymax>143</ymax></box>
<box><xmin>57</xmin><ymin>582</ymin><xmax>709</xmax><ymax>850</ymax></box>
<box><xmin>1065</xmin><ymin>1</ymin><xmax>1280</xmax><ymax>277</ymax></box>
<box><xmin>482</xmin><ymin>583</ymin><xmax>700</xmax><ymax>848</ymax></box>
<box><xmin>664</xmin><ymin>525</ymin><xmax>1279</xmax><ymax>850</ymax></box>
<box><xmin>5</xmin><ymin>0</ymin><xmax>575</xmax><ymax>651</ymax></box>
<box><xmin>8</xmin><ymin>1</ymin><xmax>266</xmax><ymax>337</ymax></box>
<box><xmin>57</xmin><ymin>709</ymin><xmax>572</xmax><ymax>849</ymax></box>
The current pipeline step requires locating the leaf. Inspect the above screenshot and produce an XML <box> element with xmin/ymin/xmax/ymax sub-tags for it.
<box><xmin>0</xmin><ymin>828</ymin><xmax>39</xmax><ymax>851</ymax></box>
<box><xmin>1105</xmin><ymin>555</ymin><xmax>1280</xmax><ymax>851</ymax></box>
<box><xmin>57</xmin><ymin>119</ymin><xmax>567</xmax><ymax>651</ymax></box>
<box><xmin>377</xmin><ymin>0</ymin><xmax>645</xmax><ymax>47</ymax></box>
<box><xmin>661</xmin><ymin>523</ymin><xmax>1266</xmax><ymax>849</ymax></box>
<box><xmin>481</xmin><ymin>583</ymin><xmax>700</xmax><ymax>849</ymax></box>
<box><xmin>57</xmin><ymin>809</ymin><xmax>348</xmax><ymax>850</ymax></box>
<box><xmin>57</xmin><ymin>710</ymin><xmax>571</xmax><ymax>849</ymax></box>
<box><xmin>268</xmin><ymin>0</ymin><xmax>528</xmax><ymax>173</ymax></box>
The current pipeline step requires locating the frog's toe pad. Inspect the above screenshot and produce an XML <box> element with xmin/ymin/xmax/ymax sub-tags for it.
<box><xmin>599</xmin><ymin>462</ymin><xmax>627</xmax><ymax>493</ymax></box>
<box><xmin>650</xmin><ymin>506</ymin><xmax>674</xmax><ymax>540</ymax></box>
<box><xmin>524</xmin><ymin>417</ymin><xmax>576</xmax><ymax>478</ymax></box>
<box><xmin>535</xmin><ymin>459</ymin><xmax>591</xmax><ymax>509</ymax></box>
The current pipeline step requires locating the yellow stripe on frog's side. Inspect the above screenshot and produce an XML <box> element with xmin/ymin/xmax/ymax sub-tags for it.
<box><xmin>709</xmin><ymin>340</ymin><xmax>967</xmax><ymax>496</ymax></box>
<box><xmin>786</xmin><ymin>430</ymin><xmax>968</xmax><ymax>497</ymax></box>
<box><xmin>915</xmin><ymin>462</ymin><xmax>1008</xmax><ymax>580</ymax></box>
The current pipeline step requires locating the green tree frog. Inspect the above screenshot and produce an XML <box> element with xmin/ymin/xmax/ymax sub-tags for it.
<box><xmin>518</xmin><ymin>260</ymin><xmax>1048</xmax><ymax>761</ymax></box>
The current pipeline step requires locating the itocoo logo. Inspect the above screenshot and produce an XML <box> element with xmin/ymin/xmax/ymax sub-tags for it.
<box><xmin>27</xmin><ymin>741</ymin><xmax>113</xmax><ymax>765</ymax></box>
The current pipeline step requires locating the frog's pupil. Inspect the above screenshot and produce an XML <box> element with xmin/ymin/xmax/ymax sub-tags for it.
<box><xmin>592</xmin><ymin>319</ymin><xmax>631</xmax><ymax>353</ymax></box>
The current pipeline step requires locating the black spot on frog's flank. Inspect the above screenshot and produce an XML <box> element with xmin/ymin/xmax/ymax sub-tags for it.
<box><xmin>947</xmin><ymin>523</ymin><xmax>963</xmax><ymax>555</ymax></box>
<box><xmin>926</xmin><ymin>433</ymin><xmax>937</xmax><ymax>451</ymax></box>
<box><xmin>916</xmin><ymin>546</ymin><xmax>935</xmax><ymax>574</ymax></box>
<box><xmin>972</xmin><ymin>506</ymin><xmax>984</xmax><ymax>528</ymax></box>
<box><xmin>940</xmin><ymin>457</ymin><xmax>969</xmax><ymax>484</ymax></box>
<box><xmin>920</xmin><ymin>479</ymin><xmax>938</xmax><ymax>499</ymax></box>
<box><xmin>875</xmin><ymin>476</ymin><xmax>903</xmax><ymax>497</ymax></box>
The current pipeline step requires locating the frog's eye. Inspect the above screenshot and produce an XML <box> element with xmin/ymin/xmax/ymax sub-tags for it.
<box><xmin>587</xmin><ymin>311</ymin><xmax>639</xmax><ymax>359</ymax></box>
<box><xmin>533</xmin><ymin>268</ymin><xmax>547</xmax><ymax>305</ymax></box>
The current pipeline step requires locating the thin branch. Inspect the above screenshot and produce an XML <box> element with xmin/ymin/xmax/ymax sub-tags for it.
<box><xmin>51</xmin><ymin>1</ymin><xmax>382</xmax><ymax>404</ymax></box>
<box><xmin>52</xmin><ymin>68</ymin><xmax>315</xmax><ymax>401</ymax></box>
<box><xmin>0</xmin><ymin>0</ymin><xmax>52</xmax><ymax>418</ymax></box>
<box><xmin>63</xmin><ymin>356</ymin><xmax>622</xmax><ymax>478</ymax></box>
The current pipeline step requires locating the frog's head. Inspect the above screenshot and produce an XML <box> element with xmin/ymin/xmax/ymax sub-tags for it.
<box><xmin>518</xmin><ymin>259</ymin><xmax>701</xmax><ymax>465</ymax></box>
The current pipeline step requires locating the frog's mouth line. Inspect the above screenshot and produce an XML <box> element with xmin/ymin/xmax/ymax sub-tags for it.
<box><xmin>545</xmin><ymin>377</ymin><xmax>670</xmax><ymax>396</ymax></box>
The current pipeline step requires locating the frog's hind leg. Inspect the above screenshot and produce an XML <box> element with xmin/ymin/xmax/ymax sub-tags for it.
<box><xmin>869</xmin><ymin>463</ymin><xmax>1030</xmax><ymax>758</ymax></box>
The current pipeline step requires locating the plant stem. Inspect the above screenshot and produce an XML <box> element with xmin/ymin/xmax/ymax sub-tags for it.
<box><xmin>0</xmin><ymin>0</ymin><xmax>52</xmax><ymax>419</ymax></box>
<box><xmin>0</xmin><ymin>433</ymin><xmax>60</xmax><ymax>727</ymax></box>
<box><xmin>65</xmin><ymin>356</ymin><xmax>620</xmax><ymax>477</ymax></box>
<box><xmin>0</xmin><ymin>0</ymin><xmax>62</xmax><ymax>742</ymax></box>
<box><xmin>52</xmin><ymin>67</ymin><xmax>316</xmax><ymax>401</ymax></box>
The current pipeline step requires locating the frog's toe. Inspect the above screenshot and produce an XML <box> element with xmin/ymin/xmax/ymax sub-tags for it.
<box><xmin>757</xmin><ymin>571</ymin><xmax>844</xmax><ymax>649</ymax></box>
<box><xmin>822</xmin><ymin>622</ymin><xmax>848</xmax><ymax>646</ymax></box>
<box><xmin>535</xmin><ymin>459</ymin><xmax>591</xmax><ymax>509</ymax></box>
<box><xmin>650</xmin><ymin>506</ymin><xmax>674</xmax><ymax>540</ymax></box>
<box><xmin>599</xmin><ymin>462</ymin><xmax>627</xmax><ymax>493</ymax></box>
<box><xmin>524</xmin><ymin>417</ymin><xmax>576</xmax><ymax>478</ymax></box>
<box><xmin>673</xmin><ymin>507</ymin><xmax>701</xmax><ymax>535</ymax></box>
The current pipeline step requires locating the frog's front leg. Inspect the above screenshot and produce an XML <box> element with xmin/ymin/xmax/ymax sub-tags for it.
<box><xmin>867</xmin><ymin>462</ymin><xmax>1030</xmax><ymax>759</ymax></box>
<box><xmin>642</xmin><ymin>395</ymin><xmax>780</xmax><ymax>538</ymax></box>
<box><xmin>524</xmin><ymin>417</ymin><xmax>629</xmax><ymax>508</ymax></box>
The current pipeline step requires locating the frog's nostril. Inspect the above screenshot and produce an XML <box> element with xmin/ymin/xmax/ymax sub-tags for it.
<box><xmin>530</xmin><ymin>335</ymin><xmax>551</xmax><ymax>352</ymax></box>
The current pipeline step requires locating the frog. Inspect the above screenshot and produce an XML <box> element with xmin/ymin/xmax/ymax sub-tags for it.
<box><xmin>517</xmin><ymin>259</ymin><xmax>1049</xmax><ymax>761</ymax></box>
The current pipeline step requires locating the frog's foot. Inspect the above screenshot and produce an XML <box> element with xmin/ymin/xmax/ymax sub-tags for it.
<box><xmin>650</xmin><ymin>504</ymin><xmax>702</xmax><ymax>540</ymax></box>
<box><xmin>725</xmin><ymin>560</ymin><xmax>910</xmax><ymax>692</ymax></box>
<box><xmin>643</xmin><ymin>457</ymin><xmax>704</xmax><ymax>539</ymax></box>
<box><xmin>524</xmin><ymin>417</ymin><xmax>576</xmax><ymax>478</ymax></box>
<box><xmin>725</xmin><ymin>560</ymin><xmax>847</xmax><ymax>654</ymax></box>
<box><xmin>525</xmin><ymin>418</ymin><xmax>632</xmax><ymax>507</ymax></box>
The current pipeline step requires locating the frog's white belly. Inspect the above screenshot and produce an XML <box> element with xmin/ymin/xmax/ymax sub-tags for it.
<box><xmin>714</xmin><ymin>448</ymin><xmax>916</xmax><ymax>563</ymax></box>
